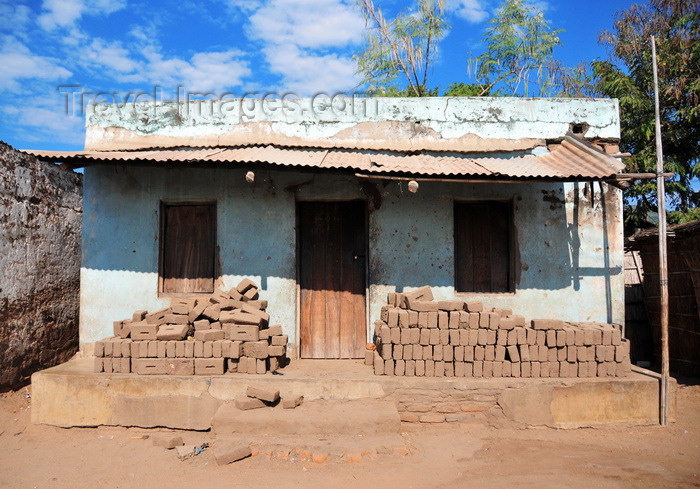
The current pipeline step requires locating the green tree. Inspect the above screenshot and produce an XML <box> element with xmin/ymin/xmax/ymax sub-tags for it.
<box><xmin>593</xmin><ymin>0</ymin><xmax>699</xmax><ymax>227</ymax></box>
<box><xmin>354</xmin><ymin>0</ymin><xmax>448</xmax><ymax>96</ymax></box>
<box><xmin>472</xmin><ymin>0</ymin><xmax>564</xmax><ymax>96</ymax></box>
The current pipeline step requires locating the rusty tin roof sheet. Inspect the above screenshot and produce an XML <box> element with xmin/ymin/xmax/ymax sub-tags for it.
<box><xmin>24</xmin><ymin>134</ymin><xmax>624</xmax><ymax>180</ymax></box>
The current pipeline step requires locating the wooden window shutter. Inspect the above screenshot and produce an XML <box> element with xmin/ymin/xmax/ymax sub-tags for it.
<box><xmin>455</xmin><ymin>202</ymin><xmax>512</xmax><ymax>293</ymax></box>
<box><xmin>161</xmin><ymin>204</ymin><xmax>216</xmax><ymax>294</ymax></box>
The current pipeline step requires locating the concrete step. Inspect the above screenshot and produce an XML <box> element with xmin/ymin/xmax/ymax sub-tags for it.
<box><xmin>211</xmin><ymin>399</ymin><xmax>401</xmax><ymax>436</ymax></box>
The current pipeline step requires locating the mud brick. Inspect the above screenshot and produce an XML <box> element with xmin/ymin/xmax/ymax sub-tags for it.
<box><xmin>131</xmin><ymin>323</ymin><xmax>158</xmax><ymax>341</ymax></box>
<box><xmin>129</xmin><ymin>309</ymin><xmax>146</xmax><ymax>322</ymax></box>
<box><xmin>113</xmin><ymin>320</ymin><xmax>131</xmax><ymax>339</ymax></box>
<box><xmin>102</xmin><ymin>357</ymin><xmax>113</xmax><ymax>373</ymax></box>
<box><xmin>482</xmin><ymin>360</ymin><xmax>493</xmax><ymax>377</ymax></box>
<box><xmin>170</xmin><ymin>301</ymin><xmax>194</xmax><ymax>316</ymax></box>
<box><xmin>478</xmin><ymin>313</ymin><xmax>489</xmax><ymax>328</ymax></box>
<box><xmin>487</xmin><ymin>330</ymin><xmax>498</xmax><ymax>345</ymax></box>
<box><xmin>407</xmin><ymin>298</ymin><xmax>438</xmax><ymax>312</ymax></box>
<box><xmin>452</xmin><ymin>345</ymin><xmax>464</xmax><ymax>362</ymax></box>
<box><xmin>467</xmin><ymin>360</ymin><xmax>479</xmax><ymax>377</ymax></box>
<box><xmin>436</xmin><ymin>300</ymin><xmax>462</xmax><ymax>311</ymax></box>
<box><xmin>385</xmin><ymin>308</ymin><xmax>398</xmax><ymax>327</ymax></box>
<box><xmin>133</xmin><ymin>358</ymin><xmax>167</xmax><ymax>375</ymax></box>
<box><xmin>210</xmin><ymin>321</ymin><xmax>222</xmax><ymax>330</ymax></box>
<box><xmin>601</xmin><ymin>327</ymin><xmax>613</xmax><ymax>345</ymax></box>
<box><xmin>94</xmin><ymin>341</ymin><xmax>105</xmax><ymax>358</ymax></box>
<box><xmin>438</xmin><ymin>329</ymin><xmax>449</xmax><ymax>346</ymax></box>
<box><xmin>410</xmin><ymin>328</ymin><xmax>420</xmax><ymax>344</ymax></box>
<box><xmin>487</xmin><ymin>312</ymin><xmax>499</xmax><ymax>330</ymax></box>
<box><xmin>513</xmin><ymin>315</ymin><xmax>527</xmax><ymax>327</ymax></box>
<box><xmin>531</xmin><ymin>361</ymin><xmax>541</xmax><ymax>378</ymax></box>
<box><xmin>474</xmin><ymin>345</ymin><xmax>485</xmax><ymax>361</ymax></box>
<box><xmin>586</xmin><ymin>345</ymin><xmax>596</xmax><ymax>362</ymax></box>
<box><xmin>490</xmin><ymin>361</ymin><xmax>501</xmax><ymax>377</ymax></box>
<box><xmin>195</xmin><ymin>357</ymin><xmax>225</xmax><ymax>375</ymax></box>
<box><xmin>423</xmin><ymin>345</ymin><xmax>433</xmax><ymax>360</ymax></box>
<box><xmin>162</xmin><ymin>314</ymin><xmax>188</xmax><ymax>325</ymax></box>
<box><xmin>484</xmin><ymin>345</ymin><xmax>495</xmax><ymax>361</ymax></box>
<box><xmin>424</xmin><ymin>360</ymin><xmax>434</xmax><ymax>377</ymax></box>
<box><xmin>392</xmin><ymin>344</ymin><xmax>403</xmax><ymax>360</ymax></box>
<box><xmin>538</xmin><ymin>346</ymin><xmax>548</xmax><ymax>362</ymax></box>
<box><xmin>408</xmin><ymin>310</ymin><xmax>419</xmax><ymax>327</ymax></box>
<box><xmin>245</xmin><ymin>386</ymin><xmax>279</xmax><ymax>404</ymax></box>
<box><xmin>468</xmin><ymin>329</ymin><xmax>479</xmax><ymax>346</ymax></box>
<box><xmin>243</xmin><ymin>287</ymin><xmax>260</xmax><ymax>302</ymax></box>
<box><xmin>230</xmin><ymin>311</ymin><xmax>265</xmax><ymax>327</ymax></box>
<box><xmin>580</xmin><ymin>328</ymin><xmax>594</xmax><ymax>346</ymax></box>
<box><xmin>112</xmin><ymin>358</ymin><xmax>124</xmax><ymax>373</ymax></box>
<box><xmin>120</xmin><ymin>340</ymin><xmax>131</xmax><ymax>358</ymax></box>
<box><xmin>228</xmin><ymin>341</ymin><xmax>242</xmax><ymax>359</ymax></box>
<box><xmin>412</xmin><ymin>359</ymin><xmax>423</xmax><ymax>376</ymax></box>
<box><xmin>496</xmin><ymin>330</ymin><xmax>508</xmax><ymax>346</ymax></box>
<box><xmin>165</xmin><ymin>340</ymin><xmax>176</xmax><ymax>357</ymax></box>
<box><xmin>436</xmin><ymin>311</ymin><xmax>447</xmax><ymax>329</ymax></box>
<box><xmin>154</xmin><ymin>341</ymin><xmax>165</xmax><ymax>358</ymax></box>
<box><xmin>538</xmin><ymin>362</ymin><xmax>549</xmax><ymax>378</ymax></box>
<box><xmin>443</xmin><ymin>345</ymin><xmax>453</xmax><ymax>362</ymax></box>
<box><xmin>427</xmin><ymin>311</ymin><xmax>438</xmax><ymax>328</ymax></box>
<box><xmin>193</xmin><ymin>319</ymin><xmax>211</xmax><ymax>331</ymax></box>
<box><xmin>603</xmin><ymin>345</ymin><xmax>615</xmax><ymax>362</ymax></box>
<box><xmin>233</xmin><ymin>278</ymin><xmax>255</xmax><ymax>295</ymax></box>
<box><xmin>387</xmin><ymin>327</ymin><xmax>399</xmax><ymax>344</ymax></box>
<box><xmin>188</xmin><ymin>301</ymin><xmax>208</xmax><ymax>323</ymax></box>
<box><xmin>145</xmin><ymin>308</ymin><xmax>170</xmax><ymax>325</ymax></box>
<box><xmin>418</xmin><ymin>312</ymin><xmax>428</xmax><ymax>328</ymax></box>
<box><xmin>373</xmin><ymin>351</ymin><xmax>384</xmax><ymax>375</ymax></box>
<box><xmin>507</xmin><ymin>361</ymin><xmax>519</xmax><ymax>377</ymax></box>
<box><xmin>415</xmin><ymin>328</ymin><xmax>429</xmax><ymax>346</ymax></box>
<box><xmin>399</xmin><ymin>328</ymin><xmax>411</xmax><ymax>345</ymax></box>
<box><xmin>268</xmin><ymin>334</ymin><xmax>286</xmax><ymax>347</ymax></box>
<box><xmin>611</xmin><ymin>328</ymin><xmax>622</xmax><ymax>346</ymax></box>
<box><xmin>545</xmin><ymin>347</ymin><xmax>556</xmax><ymax>362</ymax></box>
<box><xmin>398</xmin><ymin>309</ymin><xmax>409</xmax><ymax>328</ymax></box>
<box><xmin>433</xmin><ymin>345</ymin><xmax>443</xmax><ymax>361</ymax></box>
<box><xmin>157</xmin><ymin>324</ymin><xmax>188</xmax><ymax>341</ymax></box>
<box><xmin>569</xmin><ymin>346</ymin><xmax>579</xmax><ymax>363</ymax></box>
<box><xmin>194</xmin><ymin>329</ymin><xmax>225</xmax><ymax>341</ymax></box>
<box><xmin>204</xmin><ymin>341</ymin><xmax>213</xmax><ymax>357</ymax></box>
<box><xmin>506</xmin><ymin>345</ymin><xmax>520</xmax><ymax>362</ymax></box>
<box><xmin>597</xmin><ymin>362</ymin><xmax>609</xmax><ymax>377</ymax></box>
<box><xmin>145</xmin><ymin>340</ymin><xmax>157</xmax><ymax>358</ymax></box>
<box><xmin>457</xmin><ymin>311</ymin><xmax>470</xmax><ymax>329</ymax></box>
<box><xmin>452</xmin><ymin>361</ymin><xmax>464</xmax><ymax>377</ymax></box>
<box><xmin>381</xmin><ymin>306</ymin><xmax>389</xmax><ymax>323</ymax></box>
<box><xmin>536</xmin><ymin>330</ymin><xmax>546</xmax><ymax>346</ymax></box>
<box><xmin>528</xmin><ymin>345</ymin><xmax>538</xmax><ymax>360</ymax></box>
<box><xmin>393</xmin><ymin>359</ymin><xmax>405</xmax><ymax>376</ymax></box>
<box><xmin>164</xmin><ymin>358</ymin><xmax>193</xmax><ymax>375</ymax></box>
<box><xmin>595</xmin><ymin>345</ymin><xmax>605</xmax><ymax>362</ymax></box>
<box><xmin>469</xmin><ymin>313</ymin><xmax>480</xmax><ymax>329</ymax></box>
<box><xmin>477</xmin><ymin>329</ymin><xmax>488</xmax><ymax>345</ymax></box>
<box><xmin>93</xmin><ymin>357</ymin><xmax>104</xmax><ymax>373</ymax></box>
<box><xmin>209</xmin><ymin>289</ymin><xmax>231</xmax><ymax>305</ymax></box>
<box><xmin>405</xmin><ymin>360</ymin><xmax>416</xmax><ymax>377</ymax></box>
<box><xmin>387</xmin><ymin>292</ymin><xmax>397</xmax><ymax>306</ymax></box>
<box><xmin>563</xmin><ymin>327</ymin><xmax>576</xmax><ymax>345</ymax></box>
<box><xmin>517</xmin><ymin>328</ymin><xmax>527</xmax><ymax>344</ymax></box>
<box><xmin>384</xmin><ymin>359</ymin><xmax>395</xmax><ymax>376</ymax></box>
<box><xmin>498</xmin><ymin>316</ymin><xmax>515</xmax><ymax>330</ymax></box>
<box><xmin>457</xmin><ymin>329</ymin><xmax>468</xmax><ymax>346</ymax></box>
<box><xmin>525</xmin><ymin>328</ymin><xmax>536</xmax><ymax>345</ymax></box>
<box><xmin>212</xmin><ymin>340</ymin><xmax>223</xmax><ymax>358</ymax></box>
<box><xmin>427</xmin><ymin>329</ymin><xmax>439</xmax><ymax>345</ymax></box>
<box><xmin>506</xmin><ymin>329</ymin><xmax>517</xmax><ymax>345</ymax></box>
<box><xmin>434</xmin><ymin>361</ymin><xmax>445</xmax><ymax>377</ymax></box>
<box><xmin>546</xmin><ymin>330</ymin><xmax>557</xmax><ymax>347</ymax></box>
<box><xmin>236</xmin><ymin>356</ymin><xmax>249</xmax><ymax>373</ymax></box>
<box><xmin>518</xmin><ymin>344</ymin><xmax>530</xmax><ymax>362</ymax></box>
<box><xmin>555</xmin><ymin>330</ymin><xmax>566</xmax><ymax>347</ymax></box>
<box><xmin>532</xmin><ymin>319</ymin><xmax>564</xmax><ymax>330</ymax></box>
<box><xmin>615</xmin><ymin>344</ymin><xmax>626</xmax><ymax>363</ymax></box>
<box><xmin>136</xmin><ymin>341</ymin><xmax>147</xmax><ymax>358</ymax></box>
<box><xmin>380</xmin><ymin>343</ymin><xmax>392</xmax><ymax>360</ymax></box>
<box><xmin>449</xmin><ymin>330</ymin><xmax>460</xmax><ymax>345</ymax></box>
<box><xmin>263</xmin><ymin>325</ymin><xmax>282</xmax><ymax>338</ymax></box>
<box><xmin>464</xmin><ymin>301</ymin><xmax>483</xmax><ymax>313</ymax></box>
<box><xmin>202</xmin><ymin>304</ymin><xmax>221</xmax><ymax>322</ymax></box>
<box><xmin>445</xmin><ymin>362</ymin><xmax>456</xmax><ymax>377</ymax></box>
<box><xmin>244</xmin><ymin>340</ymin><xmax>269</xmax><ymax>359</ymax></box>
<box><xmin>194</xmin><ymin>341</ymin><xmax>204</xmax><ymax>357</ymax></box>
<box><xmin>364</xmin><ymin>349</ymin><xmax>374</xmax><ymax>366</ymax></box>
<box><xmin>501</xmin><ymin>360</ymin><xmax>511</xmax><ymax>377</ymax></box>
<box><xmin>184</xmin><ymin>341</ymin><xmax>194</xmax><ymax>358</ymax></box>
<box><xmin>495</xmin><ymin>345</ymin><xmax>506</xmax><ymax>362</ymax></box>
<box><xmin>404</xmin><ymin>285</ymin><xmax>434</xmax><ymax>303</ymax></box>
<box><xmin>573</xmin><ymin>329</ymin><xmax>584</xmax><ymax>346</ymax></box>
<box><xmin>412</xmin><ymin>344</ymin><xmax>423</xmax><ymax>360</ymax></box>
<box><xmin>226</xmin><ymin>325</ymin><xmax>260</xmax><ymax>342</ymax></box>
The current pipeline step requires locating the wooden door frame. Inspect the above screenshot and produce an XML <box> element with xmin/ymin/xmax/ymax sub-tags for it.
<box><xmin>294</xmin><ymin>198</ymin><xmax>370</xmax><ymax>359</ymax></box>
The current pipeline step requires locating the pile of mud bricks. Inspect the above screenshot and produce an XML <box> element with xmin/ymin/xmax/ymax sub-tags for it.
<box><xmin>93</xmin><ymin>279</ymin><xmax>288</xmax><ymax>375</ymax></box>
<box><xmin>369</xmin><ymin>286</ymin><xmax>631</xmax><ymax>378</ymax></box>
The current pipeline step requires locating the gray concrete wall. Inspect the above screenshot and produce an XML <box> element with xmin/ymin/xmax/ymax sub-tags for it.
<box><xmin>0</xmin><ymin>142</ymin><xmax>82</xmax><ymax>390</ymax></box>
<box><xmin>81</xmin><ymin>165</ymin><xmax>623</xmax><ymax>353</ymax></box>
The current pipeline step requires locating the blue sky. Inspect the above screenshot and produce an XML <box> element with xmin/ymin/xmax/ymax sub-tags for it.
<box><xmin>1</xmin><ymin>0</ymin><xmax>638</xmax><ymax>151</ymax></box>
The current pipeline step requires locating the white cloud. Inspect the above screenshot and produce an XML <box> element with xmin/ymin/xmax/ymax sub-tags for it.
<box><xmin>38</xmin><ymin>0</ymin><xmax>126</xmax><ymax>31</ymax></box>
<box><xmin>84</xmin><ymin>39</ymin><xmax>140</xmax><ymax>74</ymax></box>
<box><xmin>263</xmin><ymin>44</ymin><xmax>358</xmax><ymax>95</ymax></box>
<box><xmin>249</xmin><ymin>0</ymin><xmax>364</xmax><ymax>49</ymax></box>
<box><xmin>0</xmin><ymin>36</ymin><xmax>72</xmax><ymax>92</ymax></box>
<box><xmin>241</xmin><ymin>0</ymin><xmax>364</xmax><ymax>94</ymax></box>
<box><xmin>0</xmin><ymin>2</ymin><xmax>31</xmax><ymax>33</ymax></box>
<box><xmin>2</xmin><ymin>97</ymin><xmax>85</xmax><ymax>145</ymax></box>
<box><xmin>453</xmin><ymin>0</ymin><xmax>489</xmax><ymax>23</ymax></box>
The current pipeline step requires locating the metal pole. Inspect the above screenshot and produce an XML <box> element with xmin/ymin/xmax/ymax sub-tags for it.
<box><xmin>651</xmin><ymin>36</ymin><xmax>670</xmax><ymax>426</ymax></box>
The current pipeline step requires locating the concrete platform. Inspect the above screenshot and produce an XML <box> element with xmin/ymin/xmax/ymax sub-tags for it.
<box><xmin>31</xmin><ymin>358</ymin><xmax>675</xmax><ymax>430</ymax></box>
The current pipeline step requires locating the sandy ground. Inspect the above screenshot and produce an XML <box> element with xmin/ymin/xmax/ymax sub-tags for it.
<box><xmin>0</xmin><ymin>380</ymin><xmax>698</xmax><ymax>489</ymax></box>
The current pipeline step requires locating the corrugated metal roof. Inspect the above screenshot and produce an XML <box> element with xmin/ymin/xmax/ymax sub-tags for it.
<box><xmin>23</xmin><ymin>134</ymin><xmax>625</xmax><ymax>180</ymax></box>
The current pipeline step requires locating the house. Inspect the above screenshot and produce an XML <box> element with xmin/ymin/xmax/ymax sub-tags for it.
<box><xmin>29</xmin><ymin>96</ymin><xmax>627</xmax><ymax>360</ymax></box>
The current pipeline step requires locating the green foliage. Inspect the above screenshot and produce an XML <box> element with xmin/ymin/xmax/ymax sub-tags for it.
<box><xmin>473</xmin><ymin>0</ymin><xmax>564</xmax><ymax>96</ymax></box>
<box><xmin>443</xmin><ymin>82</ymin><xmax>489</xmax><ymax>96</ymax></box>
<box><xmin>354</xmin><ymin>0</ymin><xmax>448</xmax><ymax>97</ymax></box>
<box><xmin>593</xmin><ymin>0</ymin><xmax>699</xmax><ymax>228</ymax></box>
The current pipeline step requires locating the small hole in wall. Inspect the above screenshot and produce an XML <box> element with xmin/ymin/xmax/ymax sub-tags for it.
<box><xmin>569</xmin><ymin>122</ymin><xmax>589</xmax><ymax>136</ymax></box>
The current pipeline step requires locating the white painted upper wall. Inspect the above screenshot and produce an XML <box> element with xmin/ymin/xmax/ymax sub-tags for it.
<box><xmin>84</xmin><ymin>97</ymin><xmax>620</xmax><ymax>151</ymax></box>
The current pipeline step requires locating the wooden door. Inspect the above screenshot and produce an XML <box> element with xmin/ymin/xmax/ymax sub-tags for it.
<box><xmin>299</xmin><ymin>201</ymin><xmax>366</xmax><ymax>358</ymax></box>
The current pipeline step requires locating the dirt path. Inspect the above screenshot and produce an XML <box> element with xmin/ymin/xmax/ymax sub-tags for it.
<box><xmin>1</xmin><ymin>381</ymin><xmax>698</xmax><ymax>489</ymax></box>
